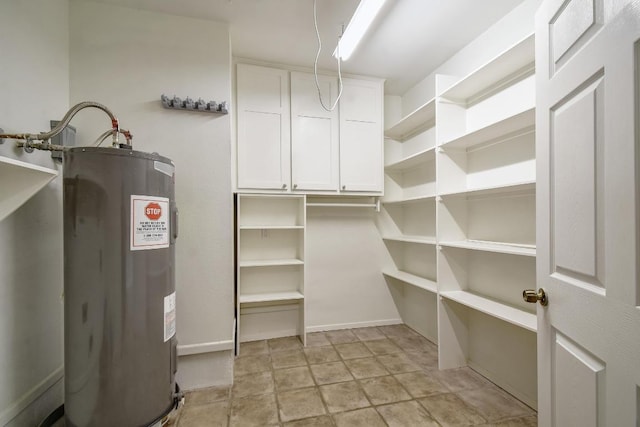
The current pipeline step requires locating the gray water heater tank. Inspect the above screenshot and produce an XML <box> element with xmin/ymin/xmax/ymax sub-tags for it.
<box><xmin>63</xmin><ymin>147</ymin><xmax>178</xmax><ymax>427</ymax></box>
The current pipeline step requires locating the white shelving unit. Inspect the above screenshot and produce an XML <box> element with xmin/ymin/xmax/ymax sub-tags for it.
<box><xmin>438</xmin><ymin>34</ymin><xmax>535</xmax><ymax>104</ymax></box>
<box><xmin>385</xmin><ymin>99</ymin><xmax>436</xmax><ymax>141</ymax></box>
<box><xmin>384</xmin><ymin>147</ymin><xmax>435</xmax><ymax>172</ymax></box>
<box><xmin>438</xmin><ymin>181</ymin><xmax>535</xmax><ymax>198</ymax></box>
<box><xmin>380</xmin><ymin>98</ymin><xmax>439</xmax><ymax>342</ymax></box>
<box><xmin>239</xmin><ymin>291</ymin><xmax>304</xmax><ymax>304</ymax></box>
<box><xmin>382</xmin><ymin>235</ymin><xmax>436</xmax><ymax>245</ymax></box>
<box><xmin>0</xmin><ymin>156</ymin><xmax>58</xmax><ymax>222</ymax></box>
<box><xmin>435</xmin><ymin>32</ymin><xmax>538</xmax><ymax>408</ymax></box>
<box><xmin>438</xmin><ymin>240</ymin><xmax>535</xmax><ymax>257</ymax></box>
<box><xmin>381</xmin><ymin>194</ymin><xmax>436</xmax><ymax>206</ymax></box>
<box><xmin>382</xmin><ymin>269</ymin><xmax>437</xmax><ymax>293</ymax></box>
<box><xmin>439</xmin><ymin>290</ymin><xmax>536</xmax><ymax>332</ymax></box>
<box><xmin>238</xmin><ymin>259</ymin><xmax>304</xmax><ymax>268</ymax></box>
<box><xmin>236</xmin><ymin>194</ymin><xmax>306</xmax><ymax>352</ymax></box>
<box><xmin>383</xmin><ymin>98</ymin><xmax>437</xmax><ymax>204</ymax></box>
<box><xmin>440</xmin><ymin>108</ymin><xmax>534</xmax><ymax>149</ymax></box>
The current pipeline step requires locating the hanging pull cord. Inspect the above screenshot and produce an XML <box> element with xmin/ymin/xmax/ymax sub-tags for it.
<box><xmin>313</xmin><ymin>0</ymin><xmax>344</xmax><ymax>112</ymax></box>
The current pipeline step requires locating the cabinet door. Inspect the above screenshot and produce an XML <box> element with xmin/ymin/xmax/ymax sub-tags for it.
<box><xmin>236</xmin><ymin>64</ymin><xmax>290</xmax><ymax>190</ymax></box>
<box><xmin>339</xmin><ymin>78</ymin><xmax>383</xmax><ymax>192</ymax></box>
<box><xmin>290</xmin><ymin>72</ymin><xmax>339</xmax><ymax>191</ymax></box>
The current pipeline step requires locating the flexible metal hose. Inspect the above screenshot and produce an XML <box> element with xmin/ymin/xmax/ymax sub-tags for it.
<box><xmin>0</xmin><ymin>101</ymin><xmax>131</xmax><ymax>149</ymax></box>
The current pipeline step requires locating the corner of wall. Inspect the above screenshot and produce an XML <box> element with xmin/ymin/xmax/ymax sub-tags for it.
<box><xmin>0</xmin><ymin>0</ymin><xmax>69</xmax><ymax>425</ymax></box>
<box><xmin>383</xmin><ymin>95</ymin><xmax>402</xmax><ymax>128</ymax></box>
<box><xmin>177</xmin><ymin>352</ymin><xmax>234</xmax><ymax>390</ymax></box>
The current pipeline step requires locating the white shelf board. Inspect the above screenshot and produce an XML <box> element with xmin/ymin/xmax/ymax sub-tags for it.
<box><xmin>440</xmin><ymin>290</ymin><xmax>536</xmax><ymax>332</ymax></box>
<box><xmin>0</xmin><ymin>156</ymin><xmax>58</xmax><ymax>222</ymax></box>
<box><xmin>382</xmin><ymin>269</ymin><xmax>437</xmax><ymax>293</ymax></box>
<box><xmin>440</xmin><ymin>34</ymin><xmax>535</xmax><ymax>104</ymax></box>
<box><xmin>382</xmin><ymin>194</ymin><xmax>436</xmax><ymax>205</ymax></box>
<box><xmin>239</xmin><ymin>291</ymin><xmax>304</xmax><ymax>304</ymax></box>
<box><xmin>439</xmin><ymin>240</ymin><xmax>536</xmax><ymax>257</ymax></box>
<box><xmin>441</xmin><ymin>108</ymin><xmax>535</xmax><ymax>150</ymax></box>
<box><xmin>239</xmin><ymin>259</ymin><xmax>304</xmax><ymax>268</ymax></box>
<box><xmin>385</xmin><ymin>147</ymin><xmax>436</xmax><ymax>171</ymax></box>
<box><xmin>385</xmin><ymin>98</ymin><xmax>436</xmax><ymax>140</ymax></box>
<box><xmin>439</xmin><ymin>181</ymin><xmax>535</xmax><ymax>199</ymax></box>
<box><xmin>240</xmin><ymin>194</ymin><xmax>305</xmax><ymax>200</ymax></box>
<box><xmin>307</xmin><ymin>203</ymin><xmax>377</xmax><ymax>209</ymax></box>
<box><xmin>239</xmin><ymin>225</ymin><xmax>304</xmax><ymax>230</ymax></box>
<box><xmin>383</xmin><ymin>235</ymin><xmax>437</xmax><ymax>245</ymax></box>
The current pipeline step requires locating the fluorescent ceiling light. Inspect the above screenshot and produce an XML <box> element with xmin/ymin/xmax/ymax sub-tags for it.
<box><xmin>333</xmin><ymin>0</ymin><xmax>386</xmax><ymax>61</ymax></box>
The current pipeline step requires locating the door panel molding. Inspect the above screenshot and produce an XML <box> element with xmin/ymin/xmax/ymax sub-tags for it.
<box><xmin>549</xmin><ymin>0</ymin><xmax>604</xmax><ymax>75</ymax></box>
<box><xmin>552</xmin><ymin>331</ymin><xmax>605</xmax><ymax>427</ymax></box>
<box><xmin>549</xmin><ymin>71</ymin><xmax>605</xmax><ymax>287</ymax></box>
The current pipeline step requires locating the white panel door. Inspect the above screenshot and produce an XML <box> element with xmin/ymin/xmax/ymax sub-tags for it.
<box><xmin>536</xmin><ymin>1</ymin><xmax>640</xmax><ymax>425</ymax></box>
<box><xmin>236</xmin><ymin>64</ymin><xmax>290</xmax><ymax>190</ymax></box>
<box><xmin>290</xmin><ymin>72</ymin><xmax>339</xmax><ymax>191</ymax></box>
<box><xmin>339</xmin><ymin>78</ymin><xmax>383</xmax><ymax>192</ymax></box>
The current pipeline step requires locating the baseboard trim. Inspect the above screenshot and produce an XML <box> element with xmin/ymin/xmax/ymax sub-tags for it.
<box><xmin>239</xmin><ymin>328</ymin><xmax>299</xmax><ymax>343</ymax></box>
<box><xmin>0</xmin><ymin>366</ymin><xmax>64</xmax><ymax>426</ymax></box>
<box><xmin>467</xmin><ymin>361</ymin><xmax>537</xmax><ymax>410</ymax></box>
<box><xmin>306</xmin><ymin>318</ymin><xmax>402</xmax><ymax>333</ymax></box>
<box><xmin>178</xmin><ymin>339</ymin><xmax>234</xmax><ymax>357</ymax></box>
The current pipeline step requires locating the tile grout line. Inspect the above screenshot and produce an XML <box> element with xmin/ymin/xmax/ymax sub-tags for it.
<box><xmin>267</xmin><ymin>342</ymin><xmax>283</xmax><ymax>426</ymax></box>
<box><xmin>330</xmin><ymin>337</ymin><xmax>378</xmax><ymax>426</ymax></box>
<box><xmin>229</xmin><ymin>328</ymin><xmax>535</xmax><ymax>426</ymax></box>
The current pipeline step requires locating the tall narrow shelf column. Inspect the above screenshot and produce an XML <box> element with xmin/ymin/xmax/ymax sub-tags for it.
<box><xmin>435</xmin><ymin>33</ymin><xmax>538</xmax><ymax>408</ymax></box>
<box><xmin>236</xmin><ymin>194</ymin><xmax>306</xmax><ymax>352</ymax></box>
<box><xmin>379</xmin><ymin>98</ymin><xmax>438</xmax><ymax>342</ymax></box>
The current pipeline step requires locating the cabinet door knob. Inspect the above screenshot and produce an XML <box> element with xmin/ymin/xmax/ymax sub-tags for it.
<box><xmin>293</xmin><ymin>184</ymin><xmax>298</xmax><ymax>189</ymax></box>
<box><xmin>282</xmin><ymin>183</ymin><xmax>287</xmax><ymax>189</ymax></box>
<box><xmin>342</xmin><ymin>185</ymin><xmax>346</xmax><ymax>190</ymax></box>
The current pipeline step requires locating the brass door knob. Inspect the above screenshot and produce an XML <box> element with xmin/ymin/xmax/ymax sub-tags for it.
<box><xmin>523</xmin><ymin>288</ymin><xmax>548</xmax><ymax>306</ymax></box>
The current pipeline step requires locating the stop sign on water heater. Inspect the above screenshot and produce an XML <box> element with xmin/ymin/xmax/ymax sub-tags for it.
<box><xmin>145</xmin><ymin>202</ymin><xmax>162</xmax><ymax>220</ymax></box>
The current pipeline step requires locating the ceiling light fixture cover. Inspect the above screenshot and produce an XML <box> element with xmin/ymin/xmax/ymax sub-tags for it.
<box><xmin>333</xmin><ymin>0</ymin><xmax>386</xmax><ymax>61</ymax></box>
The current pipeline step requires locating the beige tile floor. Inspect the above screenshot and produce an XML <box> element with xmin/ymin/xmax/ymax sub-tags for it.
<box><xmin>169</xmin><ymin>325</ymin><xmax>536</xmax><ymax>427</ymax></box>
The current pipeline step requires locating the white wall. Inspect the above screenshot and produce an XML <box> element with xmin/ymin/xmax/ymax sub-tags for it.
<box><xmin>0</xmin><ymin>1</ymin><xmax>69</xmax><ymax>425</ymax></box>
<box><xmin>384</xmin><ymin>95</ymin><xmax>402</xmax><ymax>128</ymax></box>
<box><xmin>69</xmin><ymin>1</ymin><xmax>234</xmax><ymax>389</ymax></box>
<box><xmin>306</xmin><ymin>208</ymin><xmax>401</xmax><ymax>331</ymax></box>
<box><xmin>400</xmin><ymin>0</ymin><xmax>543</xmax><ymax>116</ymax></box>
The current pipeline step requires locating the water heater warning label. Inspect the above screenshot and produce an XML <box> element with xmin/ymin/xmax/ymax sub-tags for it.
<box><xmin>131</xmin><ymin>195</ymin><xmax>170</xmax><ymax>251</ymax></box>
<box><xmin>164</xmin><ymin>292</ymin><xmax>176</xmax><ymax>342</ymax></box>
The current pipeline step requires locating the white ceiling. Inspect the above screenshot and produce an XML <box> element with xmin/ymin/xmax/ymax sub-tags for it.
<box><xmin>77</xmin><ymin>0</ymin><xmax>526</xmax><ymax>95</ymax></box>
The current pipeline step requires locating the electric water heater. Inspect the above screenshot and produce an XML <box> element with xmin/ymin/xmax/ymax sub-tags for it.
<box><xmin>63</xmin><ymin>147</ymin><xmax>178</xmax><ymax>426</ymax></box>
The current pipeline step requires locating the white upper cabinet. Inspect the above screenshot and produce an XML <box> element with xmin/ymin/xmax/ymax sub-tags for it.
<box><xmin>339</xmin><ymin>78</ymin><xmax>384</xmax><ymax>192</ymax></box>
<box><xmin>236</xmin><ymin>64</ymin><xmax>383</xmax><ymax>194</ymax></box>
<box><xmin>290</xmin><ymin>72</ymin><xmax>339</xmax><ymax>191</ymax></box>
<box><xmin>236</xmin><ymin>64</ymin><xmax>291</xmax><ymax>190</ymax></box>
